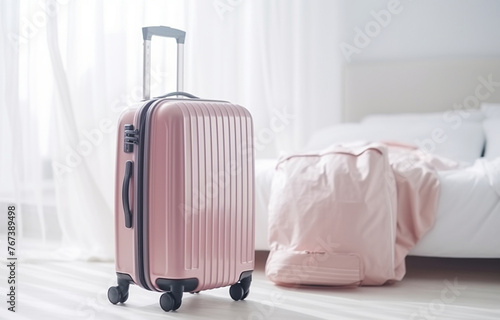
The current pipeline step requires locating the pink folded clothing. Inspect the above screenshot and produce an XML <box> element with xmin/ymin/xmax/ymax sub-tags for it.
<box><xmin>265</xmin><ymin>142</ymin><xmax>458</xmax><ymax>286</ymax></box>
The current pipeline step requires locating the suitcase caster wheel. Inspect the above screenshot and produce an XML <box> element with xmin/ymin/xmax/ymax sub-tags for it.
<box><xmin>120</xmin><ymin>291</ymin><xmax>129</xmax><ymax>303</ymax></box>
<box><xmin>108</xmin><ymin>286</ymin><xmax>124</xmax><ymax>305</ymax></box>
<box><xmin>241</xmin><ymin>289</ymin><xmax>249</xmax><ymax>300</ymax></box>
<box><xmin>160</xmin><ymin>292</ymin><xmax>182</xmax><ymax>312</ymax></box>
<box><xmin>229</xmin><ymin>283</ymin><xmax>245</xmax><ymax>301</ymax></box>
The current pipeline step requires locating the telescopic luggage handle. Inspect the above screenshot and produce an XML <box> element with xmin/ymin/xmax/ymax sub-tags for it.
<box><xmin>142</xmin><ymin>26</ymin><xmax>186</xmax><ymax>43</ymax></box>
<box><xmin>142</xmin><ymin>26</ymin><xmax>186</xmax><ymax>100</ymax></box>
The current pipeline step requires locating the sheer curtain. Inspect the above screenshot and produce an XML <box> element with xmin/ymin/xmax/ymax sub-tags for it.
<box><xmin>2</xmin><ymin>0</ymin><xmax>344</xmax><ymax>261</ymax></box>
<box><xmin>1</xmin><ymin>0</ymin><xmax>185</xmax><ymax>261</ymax></box>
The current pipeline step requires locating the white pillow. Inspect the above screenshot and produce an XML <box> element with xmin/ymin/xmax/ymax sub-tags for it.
<box><xmin>362</xmin><ymin>110</ymin><xmax>484</xmax><ymax>124</ymax></box>
<box><xmin>304</xmin><ymin>122</ymin><xmax>485</xmax><ymax>163</ymax></box>
<box><xmin>481</xmin><ymin>103</ymin><xmax>500</xmax><ymax>118</ymax></box>
<box><xmin>483</xmin><ymin>118</ymin><xmax>500</xmax><ymax>160</ymax></box>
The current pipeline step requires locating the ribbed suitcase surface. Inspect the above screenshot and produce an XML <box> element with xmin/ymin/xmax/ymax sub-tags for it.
<box><xmin>180</xmin><ymin>102</ymin><xmax>254</xmax><ymax>279</ymax></box>
<box><xmin>146</xmin><ymin>100</ymin><xmax>254</xmax><ymax>291</ymax></box>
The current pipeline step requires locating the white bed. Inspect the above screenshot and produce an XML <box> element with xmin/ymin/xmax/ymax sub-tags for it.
<box><xmin>254</xmin><ymin>58</ymin><xmax>500</xmax><ymax>258</ymax></box>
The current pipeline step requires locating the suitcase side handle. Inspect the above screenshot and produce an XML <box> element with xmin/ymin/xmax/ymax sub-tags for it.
<box><xmin>142</xmin><ymin>26</ymin><xmax>186</xmax><ymax>100</ymax></box>
<box><xmin>122</xmin><ymin>161</ymin><xmax>133</xmax><ymax>228</ymax></box>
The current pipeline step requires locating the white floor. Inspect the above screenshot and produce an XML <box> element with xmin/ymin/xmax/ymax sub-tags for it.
<box><xmin>2</xmin><ymin>252</ymin><xmax>499</xmax><ymax>320</ymax></box>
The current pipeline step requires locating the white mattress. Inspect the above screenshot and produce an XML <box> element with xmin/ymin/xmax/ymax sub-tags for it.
<box><xmin>255</xmin><ymin>157</ymin><xmax>500</xmax><ymax>258</ymax></box>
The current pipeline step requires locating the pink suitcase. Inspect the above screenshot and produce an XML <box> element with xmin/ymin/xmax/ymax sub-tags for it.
<box><xmin>107</xmin><ymin>26</ymin><xmax>255</xmax><ymax>312</ymax></box>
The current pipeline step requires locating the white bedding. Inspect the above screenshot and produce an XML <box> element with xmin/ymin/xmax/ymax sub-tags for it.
<box><xmin>411</xmin><ymin>158</ymin><xmax>500</xmax><ymax>258</ymax></box>
<box><xmin>255</xmin><ymin>158</ymin><xmax>277</xmax><ymax>251</ymax></box>
<box><xmin>255</xmin><ymin>157</ymin><xmax>500</xmax><ymax>258</ymax></box>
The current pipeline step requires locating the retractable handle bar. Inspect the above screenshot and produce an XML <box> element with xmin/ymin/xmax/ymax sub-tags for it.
<box><xmin>142</xmin><ymin>26</ymin><xmax>186</xmax><ymax>100</ymax></box>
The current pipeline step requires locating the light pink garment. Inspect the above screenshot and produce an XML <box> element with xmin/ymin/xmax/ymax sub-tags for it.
<box><xmin>266</xmin><ymin>142</ymin><xmax>455</xmax><ymax>286</ymax></box>
<box><xmin>387</xmin><ymin>142</ymin><xmax>459</xmax><ymax>280</ymax></box>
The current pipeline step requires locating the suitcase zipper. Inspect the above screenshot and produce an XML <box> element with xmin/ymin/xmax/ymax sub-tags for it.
<box><xmin>132</xmin><ymin>100</ymin><xmax>157</xmax><ymax>291</ymax></box>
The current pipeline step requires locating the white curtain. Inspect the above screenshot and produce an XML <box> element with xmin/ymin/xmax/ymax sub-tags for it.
<box><xmin>184</xmin><ymin>0</ymin><xmax>344</xmax><ymax>157</ymax></box>
<box><xmin>1</xmin><ymin>0</ymin><xmax>185</xmax><ymax>261</ymax></box>
<box><xmin>1</xmin><ymin>0</ymin><xmax>344</xmax><ymax>261</ymax></box>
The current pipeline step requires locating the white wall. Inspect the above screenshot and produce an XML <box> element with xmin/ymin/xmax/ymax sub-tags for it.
<box><xmin>185</xmin><ymin>0</ymin><xmax>500</xmax><ymax>156</ymax></box>
<box><xmin>338</xmin><ymin>0</ymin><xmax>500</xmax><ymax>63</ymax></box>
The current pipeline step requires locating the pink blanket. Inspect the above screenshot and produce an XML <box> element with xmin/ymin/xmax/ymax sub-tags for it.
<box><xmin>266</xmin><ymin>142</ymin><xmax>458</xmax><ymax>286</ymax></box>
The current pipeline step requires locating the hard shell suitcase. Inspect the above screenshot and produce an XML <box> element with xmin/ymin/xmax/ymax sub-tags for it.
<box><xmin>107</xmin><ymin>26</ymin><xmax>255</xmax><ymax>312</ymax></box>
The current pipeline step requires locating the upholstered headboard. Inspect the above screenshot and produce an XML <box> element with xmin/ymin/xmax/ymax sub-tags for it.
<box><xmin>343</xmin><ymin>58</ymin><xmax>500</xmax><ymax>122</ymax></box>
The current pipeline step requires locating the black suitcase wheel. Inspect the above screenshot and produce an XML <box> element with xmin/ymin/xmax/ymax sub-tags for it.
<box><xmin>230</xmin><ymin>273</ymin><xmax>252</xmax><ymax>301</ymax></box>
<box><xmin>229</xmin><ymin>283</ymin><xmax>245</xmax><ymax>301</ymax></box>
<box><xmin>108</xmin><ymin>286</ymin><xmax>123</xmax><ymax>305</ymax></box>
<box><xmin>160</xmin><ymin>292</ymin><xmax>182</xmax><ymax>312</ymax></box>
<box><xmin>120</xmin><ymin>291</ymin><xmax>129</xmax><ymax>303</ymax></box>
<box><xmin>241</xmin><ymin>289</ymin><xmax>249</xmax><ymax>300</ymax></box>
<box><xmin>108</xmin><ymin>276</ymin><xmax>131</xmax><ymax>305</ymax></box>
